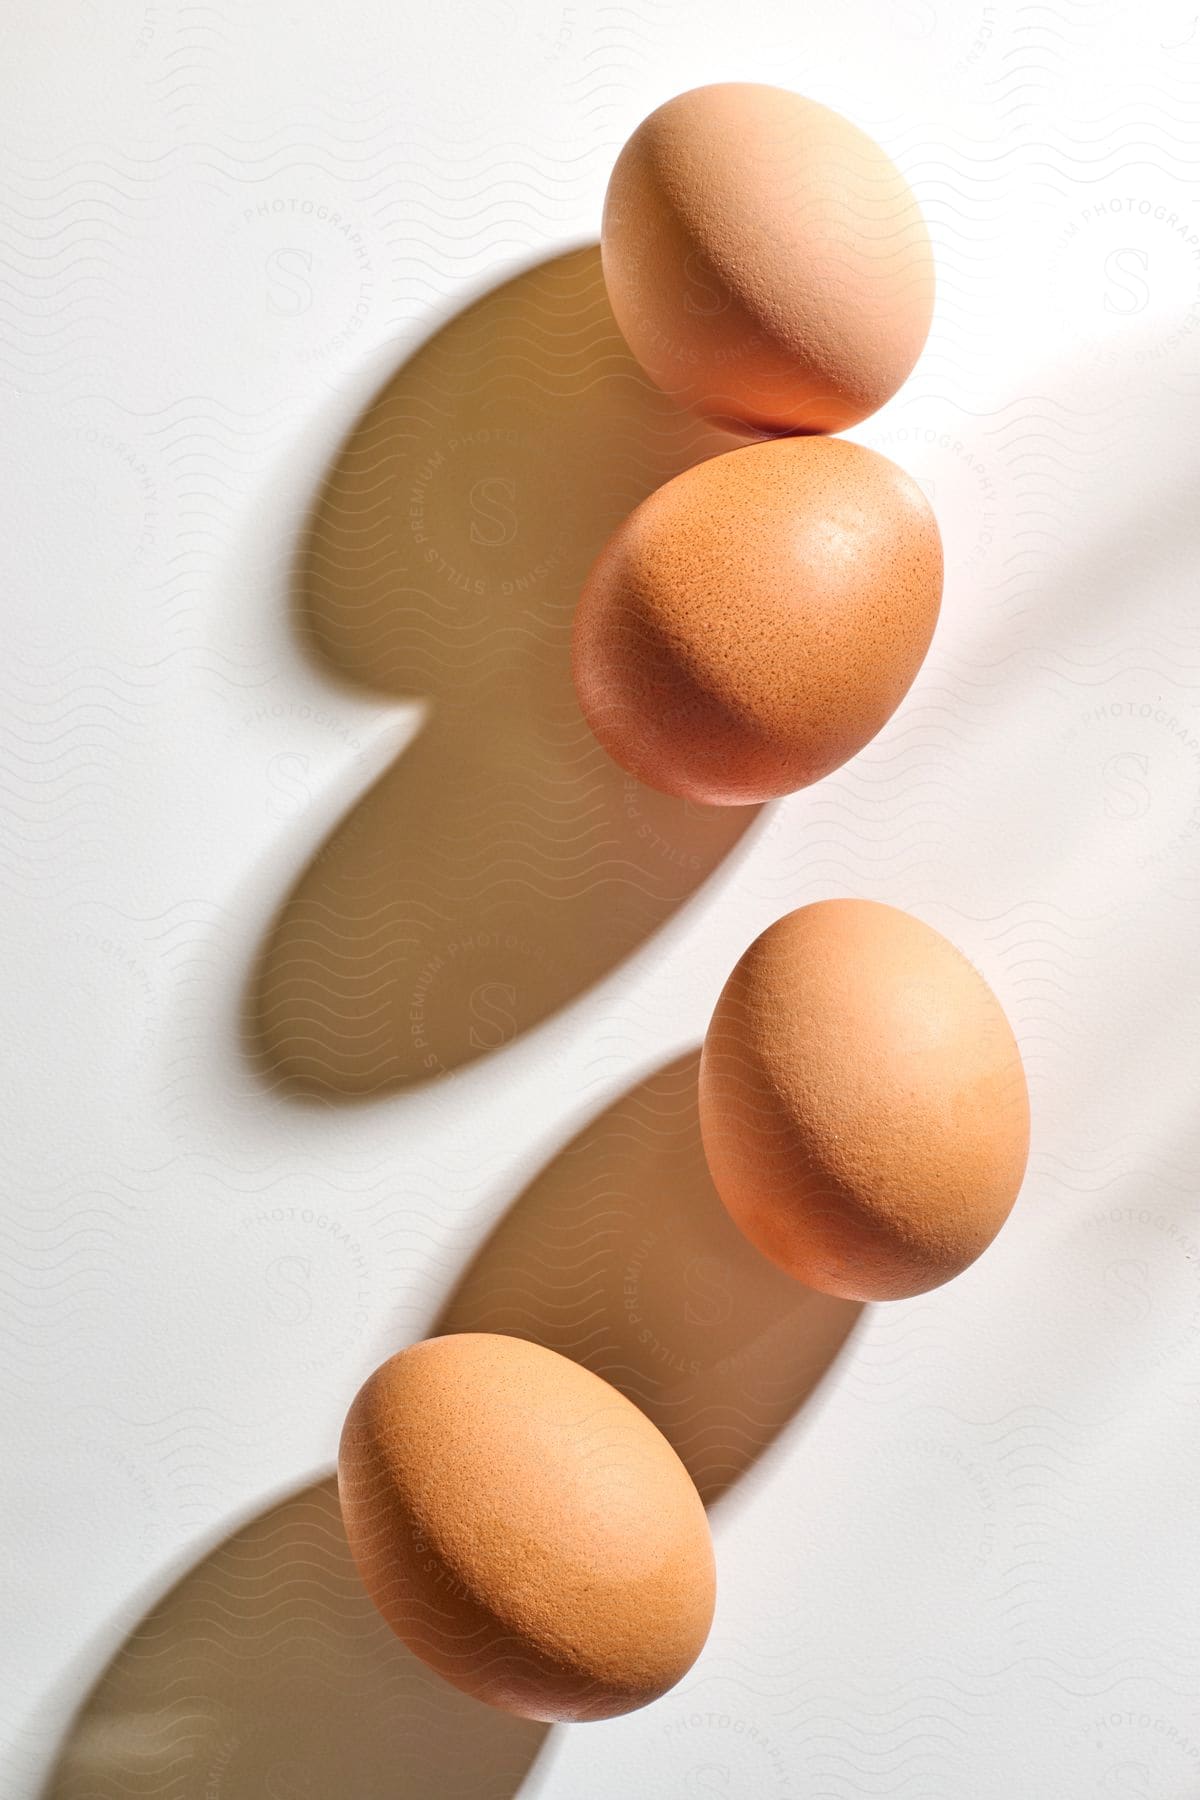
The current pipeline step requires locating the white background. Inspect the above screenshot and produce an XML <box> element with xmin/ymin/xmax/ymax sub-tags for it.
<box><xmin>6</xmin><ymin>3</ymin><xmax>1200</xmax><ymax>1796</ymax></box>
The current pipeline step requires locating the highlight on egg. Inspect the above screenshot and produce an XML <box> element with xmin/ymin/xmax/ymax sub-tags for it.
<box><xmin>602</xmin><ymin>82</ymin><xmax>934</xmax><ymax>435</ymax></box>
<box><xmin>571</xmin><ymin>434</ymin><xmax>942</xmax><ymax>805</ymax></box>
<box><xmin>338</xmin><ymin>1333</ymin><xmax>716</xmax><ymax>1722</ymax></box>
<box><xmin>699</xmin><ymin>899</ymin><xmax>1031</xmax><ymax>1301</ymax></box>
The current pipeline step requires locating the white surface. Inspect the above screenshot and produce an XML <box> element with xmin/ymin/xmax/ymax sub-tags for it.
<box><xmin>5</xmin><ymin>4</ymin><xmax>1200</xmax><ymax>1796</ymax></box>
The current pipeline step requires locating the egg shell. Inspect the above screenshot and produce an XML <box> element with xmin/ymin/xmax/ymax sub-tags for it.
<box><xmin>571</xmin><ymin>435</ymin><xmax>942</xmax><ymax>805</ymax></box>
<box><xmin>602</xmin><ymin>83</ymin><xmax>934</xmax><ymax>434</ymax></box>
<box><xmin>699</xmin><ymin>900</ymin><xmax>1031</xmax><ymax>1301</ymax></box>
<box><xmin>337</xmin><ymin>1333</ymin><xmax>716</xmax><ymax>1722</ymax></box>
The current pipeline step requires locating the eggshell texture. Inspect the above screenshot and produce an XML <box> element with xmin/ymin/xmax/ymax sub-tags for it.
<box><xmin>602</xmin><ymin>83</ymin><xmax>934</xmax><ymax>434</ymax></box>
<box><xmin>699</xmin><ymin>901</ymin><xmax>1030</xmax><ymax>1301</ymax></box>
<box><xmin>572</xmin><ymin>435</ymin><xmax>942</xmax><ymax>805</ymax></box>
<box><xmin>337</xmin><ymin>1333</ymin><xmax>716</xmax><ymax>1722</ymax></box>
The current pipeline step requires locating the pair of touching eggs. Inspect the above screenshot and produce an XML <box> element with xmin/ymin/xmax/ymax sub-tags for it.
<box><xmin>339</xmin><ymin>85</ymin><xmax>1030</xmax><ymax>1727</ymax></box>
<box><xmin>575</xmin><ymin>79</ymin><xmax>941</xmax><ymax>805</ymax></box>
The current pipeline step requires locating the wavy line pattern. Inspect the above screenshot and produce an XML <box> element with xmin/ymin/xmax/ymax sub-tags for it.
<box><xmin>7</xmin><ymin>6</ymin><xmax>1200</xmax><ymax>1799</ymax></box>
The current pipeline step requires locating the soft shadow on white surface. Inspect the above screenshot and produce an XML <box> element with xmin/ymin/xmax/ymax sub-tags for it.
<box><xmin>43</xmin><ymin>1053</ymin><xmax>859</xmax><ymax>1797</ymax></box>
<box><xmin>245</xmin><ymin>246</ymin><xmax>757</xmax><ymax>1100</ymax></box>
<box><xmin>42</xmin><ymin>1479</ymin><xmax>550</xmax><ymax>1800</ymax></box>
<box><xmin>435</xmin><ymin>1051</ymin><xmax>862</xmax><ymax>1505</ymax></box>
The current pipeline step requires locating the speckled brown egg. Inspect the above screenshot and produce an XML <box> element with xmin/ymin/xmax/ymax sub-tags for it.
<box><xmin>699</xmin><ymin>900</ymin><xmax>1030</xmax><ymax>1301</ymax></box>
<box><xmin>571</xmin><ymin>435</ymin><xmax>942</xmax><ymax>805</ymax></box>
<box><xmin>602</xmin><ymin>83</ymin><xmax>934</xmax><ymax>434</ymax></box>
<box><xmin>337</xmin><ymin>1333</ymin><xmax>715</xmax><ymax>1722</ymax></box>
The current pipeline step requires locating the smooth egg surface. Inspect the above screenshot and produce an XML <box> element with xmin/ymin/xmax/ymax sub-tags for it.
<box><xmin>602</xmin><ymin>82</ymin><xmax>934</xmax><ymax>434</ymax></box>
<box><xmin>699</xmin><ymin>900</ymin><xmax>1031</xmax><ymax>1301</ymax></box>
<box><xmin>572</xmin><ymin>435</ymin><xmax>942</xmax><ymax>805</ymax></box>
<box><xmin>338</xmin><ymin>1333</ymin><xmax>716</xmax><ymax>1722</ymax></box>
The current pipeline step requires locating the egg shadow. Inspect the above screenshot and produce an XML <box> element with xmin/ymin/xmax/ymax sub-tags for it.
<box><xmin>245</xmin><ymin>245</ymin><xmax>757</xmax><ymax>1100</ymax></box>
<box><xmin>434</xmin><ymin>1051</ymin><xmax>863</xmax><ymax>1504</ymax></box>
<box><xmin>41</xmin><ymin>1478</ymin><xmax>551</xmax><ymax>1800</ymax></box>
<box><xmin>43</xmin><ymin>1056</ymin><xmax>859</xmax><ymax>1795</ymax></box>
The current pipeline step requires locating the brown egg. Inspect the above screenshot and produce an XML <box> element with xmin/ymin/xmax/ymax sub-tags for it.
<box><xmin>572</xmin><ymin>435</ymin><xmax>942</xmax><ymax>805</ymax></box>
<box><xmin>602</xmin><ymin>83</ymin><xmax>934</xmax><ymax>434</ymax></box>
<box><xmin>699</xmin><ymin>901</ymin><xmax>1030</xmax><ymax>1301</ymax></box>
<box><xmin>338</xmin><ymin>1333</ymin><xmax>715</xmax><ymax>1722</ymax></box>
